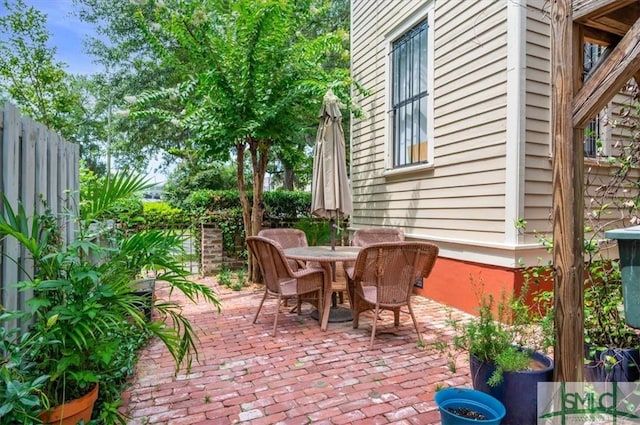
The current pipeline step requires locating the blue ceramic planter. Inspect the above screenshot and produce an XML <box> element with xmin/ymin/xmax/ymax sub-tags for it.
<box><xmin>470</xmin><ymin>350</ymin><xmax>554</xmax><ymax>425</ymax></box>
<box><xmin>435</xmin><ymin>387</ymin><xmax>505</xmax><ymax>425</ymax></box>
<box><xmin>585</xmin><ymin>345</ymin><xmax>640</xmax><ymax>382</ymax></box>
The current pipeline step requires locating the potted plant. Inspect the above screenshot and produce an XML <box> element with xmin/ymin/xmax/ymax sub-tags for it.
<box><xmin>446</xmin><ymin>275</ymin><xmax>554</xmax><ymax>425</ymax></box>
<box><xmin>583</xmin><ymin>259</ymin><xmax>640</xmax><ymax>382</ymax></box>
<box><xmin>530</xmin><ymin>231</ymin><xmax>640</xmax><ymax>383</ymax></box>
<box><xmin>0</xmin><ymin>172</ymin><xmax>220</xmax><ymax>424</ymax></box>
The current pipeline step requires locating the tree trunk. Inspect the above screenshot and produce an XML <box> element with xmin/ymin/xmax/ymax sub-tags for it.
<box><xmin>236</xmin><ymin>142</ymin><xmax>255</xmax><ymax>280</ymax></box>
<box><xmin>246</xmin><ymin>137</ymin><xmax>271</xmax><ymax>282</ymax></box>
<box><xmin>279</xmin><ymin>152</ymin><xmax>295</xmax><ymax>191</ymax></box>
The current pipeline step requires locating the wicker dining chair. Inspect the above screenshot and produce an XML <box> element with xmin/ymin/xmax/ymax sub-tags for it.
<box><xmin>344</xmin><ymin>227</ymin><xmax>405</xmax><ymax>283</ymax></box>
<box><xmin>348</xmin><ymin>241</ymin><xmax>439</xmax><ymax>348</ymax></box>
<box><xmin>246</xmin><ymin>236</ymin><xmax>325</xmax><ymax>336</ymax></box>
<box><xmin>257</xmin><ymin>228</ymin><xmax>309</xmax><ymax>271</ymax></box>
<box><xmin>352</xmin><ymin>227</ymin><xmax>405</xmax><ymax>246</ymax></box>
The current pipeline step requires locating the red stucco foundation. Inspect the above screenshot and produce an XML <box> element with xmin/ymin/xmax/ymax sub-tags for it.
<box><xmin>414</xmin><ymin>256</ymin><xmax>553</xmax><ymax>315</ymax></box>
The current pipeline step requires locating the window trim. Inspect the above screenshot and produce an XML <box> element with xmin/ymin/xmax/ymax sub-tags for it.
<box><xmin>383</xmin><ymin>4</ymin><xmax>435</xmax><ymax>175</ymax></box>
<box><xmin>583</xmin><ymin>42</ymin><xmax>612</xmax><ymax>158</ymax></box>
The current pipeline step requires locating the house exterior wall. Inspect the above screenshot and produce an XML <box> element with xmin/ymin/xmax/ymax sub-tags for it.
<box><xmin>350</xmin><ymin>0</ymin><xmax>544</xmax><ymax>259</ymax></box>
<box><xmin>350</xmin><ymin>0</ymin><xmax>548</xmax><ymax>312</ymax></box>
<box><xmin>351</xmin><ymin>0</ymin><xmax>639</xmax><ymax>314</ymax></box>
<box><xmin>522</xmin><ymin>0</ymin><xmax>554</xmax><ymax>237</ymax></box>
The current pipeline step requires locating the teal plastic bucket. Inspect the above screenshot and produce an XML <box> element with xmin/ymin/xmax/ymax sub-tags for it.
<box><xmin>435</xmin><ymin>387</ymin><xmax>506</xmax><ymax>425</ymax></box>
<box><xmin>605</xmin><ymin>226</ymin><xmax>640</xmax><ymax>328</ymax></box>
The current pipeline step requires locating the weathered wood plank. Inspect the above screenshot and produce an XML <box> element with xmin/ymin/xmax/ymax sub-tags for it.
<box><xmin>19</xmin><ymin>117</ymin><xmax>37</xmax><ymax>319</ymax></box>
<box><xmin>1</xmin><ymin>103</ymin><xmax>21</xmax><ymax>328</ymax></box>
<box><xmin>573</xmin><ymin>17</ymin><xmax>640</xmax><ymax>128</ymax></box>
<box><xmin>34</xmin><ymin>121</ymin><xmax>48</xmax><ymax>216</ymax></box>
<box><xmin>573</xmin><ymin>0</ymin><xmax>636</xmax><ymax>21</ymax></box>
<box><xmin>551</xmin><ymin>0</ymin><xmax>584</xmax><ymax>382</ymax></box>
<box><xmin>0</xmin><ymin>103</ymin><xmax>79</xmax><ymax>332</ymax></box>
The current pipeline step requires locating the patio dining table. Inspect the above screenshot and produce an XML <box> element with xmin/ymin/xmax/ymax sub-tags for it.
<box><xmin>284</xmin><ymin>246</ymin><xmax>361</xmax><ymax>331</ymax></box>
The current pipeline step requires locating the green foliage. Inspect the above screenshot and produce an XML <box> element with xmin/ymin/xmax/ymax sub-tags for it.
<box><xmin>0</xmin><ymin>327</ymin><xmax>50</xmax><ymax>424</ymax></box>
<box><xmin>142</xmin><ymin>202</ymin><xmax>188</xmax><ymax>227</ymax></box>
<box><xmin>0</xmin><ymin>0</ymin><xmax>82</xmax><ymax>139</ymax></box>
<box><xmin>0</xmin><ymin>171</ymin><xmax>220</xmax><ymax>423</ymax></box>
<box><xmin>446</xmin><ymin>275</ymin><xmax>551</xmax><ymax>387</ymax></box>
<box><xmin>178</xmin><ymin>190</ymin><xmax>314</xmax><ymax>257</ymax></box>
<box><xmin>263</xmin><ymin>191</ymin><xmax>311</xmax><ymax>219</ymax></box>
<box><xmin>163</xmin><ymin>162</ymin><xmax>238</xmax><ymax>209</ymax></box>
<box><xmin>123</xmin><ymin>0</ymin><xmax>362</xmax><ymax>261</ymax></box>
<box><xmin>182</xmin><ymin>189</ymin><xmax>310</xmax><ymax>221</ymax></box>
<box><xmin>294</xmin><ymin>217</ymin><xmax>332</xmax><ymax>246</ymax></box>
<box><xmin>583</xmin><ymin>260</ymin><xmax>638</xmax><ymax>349</ymax></box>
<box><xmin>207</xmin><ymin>208</ymin><xmax>246</xmax><ymax>259</ymax></box>
<box><xmin>235</xmin><ymin>269</ymin><xmax>247</xmax><ymax>286</ymax></box>
<box><xmin>184</xmin><ymin>190</ymin><xmax>245</xmax><ymax>214</ymax></box>
<box><xmin>217</xmin><ymin>268</ymin><xmax>233</xmax><ymax>287</ymax></box>
<box><xmin>522</xmin><ymin>224</ymin><xmax>639</xmax><ymax>351</ymax></box>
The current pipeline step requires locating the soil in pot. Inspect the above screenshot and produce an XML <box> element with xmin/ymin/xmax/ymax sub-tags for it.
<box><xmin>447</xmin><ymin>406</ymin><xmax>487</xmax><ymax>420</ymax></box>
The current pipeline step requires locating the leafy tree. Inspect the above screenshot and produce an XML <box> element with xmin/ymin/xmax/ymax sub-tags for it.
<box><xmin>0</xmin><ymin>0</ymin><xmax>109</xmax><ymax>175</ymax></box>
<box><xmin>123</xmin><ymin>0</ymin><xmax>357</xmax><ymax>278</ymax></box>
<box><xmin>163</xmin><ymin>161</ymin><xmax>239</xmax><ymax>209</ymax></box>
<box><xmin>74</xmin><ymin>0</ymin><xmax>199</xmax><ymax>174</ymax></box>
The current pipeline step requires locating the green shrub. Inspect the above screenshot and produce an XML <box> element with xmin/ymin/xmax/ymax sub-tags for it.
<box><xmin>142</xmin><ymin>202</ymin><xmax>189</xmax><ymax>227</ymax></box>
<box><xmin>294</xmin><ymin>217</ymin><xmax>332</xmax><ymax>246</ymax></box>
<box><xmin>263</xmin><ymin>191</ymin><xmax>311</xmax><ymax>219</ymax></box>
<box><xmin>218</xmin><ymin>268</ymin><xmax>233</xmax><ymax>287</ymax></box>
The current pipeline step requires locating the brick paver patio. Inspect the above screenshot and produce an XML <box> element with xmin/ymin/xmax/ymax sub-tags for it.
<box><xmin>120</xmin><ymin>277</ymin><xmax>472</xmax><ymax>424</ymax></box>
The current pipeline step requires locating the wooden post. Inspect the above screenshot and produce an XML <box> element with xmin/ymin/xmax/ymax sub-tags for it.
<box><xmin>550</xmin><ymin>0</ymin><xmax>584</xmax><ymax>381</ymax></box>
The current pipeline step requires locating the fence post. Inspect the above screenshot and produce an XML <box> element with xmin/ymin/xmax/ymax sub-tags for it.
<box><xmin>201</xmin><ymin>224</ymin><xmax>223</xmax><ymax>276</ymax></box>
<box><xmin>0</xmin><ymin>102</ymin><xmax>79</xmax><ymax>331</ymax></box>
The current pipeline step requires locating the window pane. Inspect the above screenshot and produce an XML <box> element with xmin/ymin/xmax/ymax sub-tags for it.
<box><xmin>420</xmin><ymin>95</ymin><xmax>428</xmax><ymax>144</ymax></box>
<box><xmin>399</xmin><ymin>43</ymin><xmax>406</xmax><ymax>102</ymax></box>
<box><xmin>391</xmin><ymin>18</ymin><xmax>429</xmax><ymax>168</ymax></box>
<box><xmin>413</xmin><ymin>100</ymin><xmax>420</xmax><ymax>162</ymax></box>
<box><xmin>412</xmin><ymin>35</ymin><xmax>420</xmax><ymax>98</ymax></box>
<box><xmin>420</xmin><ymin>29</ymin><xmax>427</xmax><ymax>93</ymax></box>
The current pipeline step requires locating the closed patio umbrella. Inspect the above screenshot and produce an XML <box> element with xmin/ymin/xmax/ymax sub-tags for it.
<box><xmin>311</xmin><ymin>89</ymin><xmax>353</xmax><ymax>250</ymax></box>
<box><xmin>311</xmin><ymin>89</ymin><xmax>353</xmax><ymax>322</ymax></box>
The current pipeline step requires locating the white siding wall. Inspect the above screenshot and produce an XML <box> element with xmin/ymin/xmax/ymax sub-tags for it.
<box><xmin>522</xmin><ymin>0</ymin><xmax>553</xmax><ymax>238</ymax></box>
<box><xmin>351</xmin><ymin>0</ymin><xmax>639</xmax><ymax>267</ymax></box>
<box><xmin>351</xmin><ymin>0</ymin><xmax>537</xmax><ymax>266</ymax></box>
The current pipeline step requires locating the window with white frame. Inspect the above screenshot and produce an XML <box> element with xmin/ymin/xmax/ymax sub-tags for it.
<box><xmin>388</xmin><ymin>11</ymin><xmax>433</xmax><ymax>169</ymax></box>
<box><xmin>583</xmin><ymin>42</ymin><xmax>607</xmax><ymax>157</ymax></box>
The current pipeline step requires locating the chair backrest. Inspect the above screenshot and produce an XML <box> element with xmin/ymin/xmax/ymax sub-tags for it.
<box><xmin>258</xmin><ymin>228</ymin><xmax>309</xmax><ymax>249</ymax></box>
<box><xmin>352</xmin><ymin>241</ymin><xmax>439</xmax><ymax>305</ymax></box>
<box><xmin>246</xmin><ymin>236</ymin><xmax>295</xmax><ymax>294</ymax></box>
<box><xmin>352</xmin><ymin>227</ymin><xmax>405</xmax><ymax>247</ymax></box>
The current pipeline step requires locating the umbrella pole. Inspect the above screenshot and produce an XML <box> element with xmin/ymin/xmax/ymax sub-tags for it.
<box><xmin>330</xmin><ymin>217</ymin><xmax>336</xmax><ymax>251</ymax></box>
<box><xmin>330</xmin><ymin>216</ymin><xmax>338</xmax><ymax>308</ymax></box>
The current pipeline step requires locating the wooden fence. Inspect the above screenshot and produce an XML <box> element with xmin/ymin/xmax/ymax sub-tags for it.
<box><xmin>0</xmin><ymin>102</ymin><xmax>79</xmax><ymax>328</ymax></box>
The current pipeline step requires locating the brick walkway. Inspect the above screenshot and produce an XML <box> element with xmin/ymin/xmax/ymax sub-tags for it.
<box><xmin>120</xmin><ymin>277</ymin><xmax>472</xmax><ymax>424</ymax></box>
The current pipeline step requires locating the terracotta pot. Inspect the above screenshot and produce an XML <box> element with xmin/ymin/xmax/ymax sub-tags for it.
<box><xmin>40</xmin><ymin>383</ymin><xmax>99</xmax><ymax>425</ymax></box>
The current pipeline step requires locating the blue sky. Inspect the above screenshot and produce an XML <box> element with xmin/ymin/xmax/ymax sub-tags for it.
<box><xmin>23</xmin><ymin>0</ymin><xmax>102</xmax><ymax>75</ymax></box>
<box><xmin>7</xmin><ymin>1</ymin><xmax>167</xmax><ymax>181</ymax></box>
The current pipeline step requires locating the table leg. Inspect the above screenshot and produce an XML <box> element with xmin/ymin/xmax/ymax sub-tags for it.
<box><xmin>320</xmin><ymin>261</ymin><xmax>333</xmax><ymax>331</ymax></box>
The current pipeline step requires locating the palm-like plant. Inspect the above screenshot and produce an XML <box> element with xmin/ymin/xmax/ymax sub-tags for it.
<box><xmin>0</xmin><ymin>172</ymin><xmax>219</xmax><ymax>421</ymax></box>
